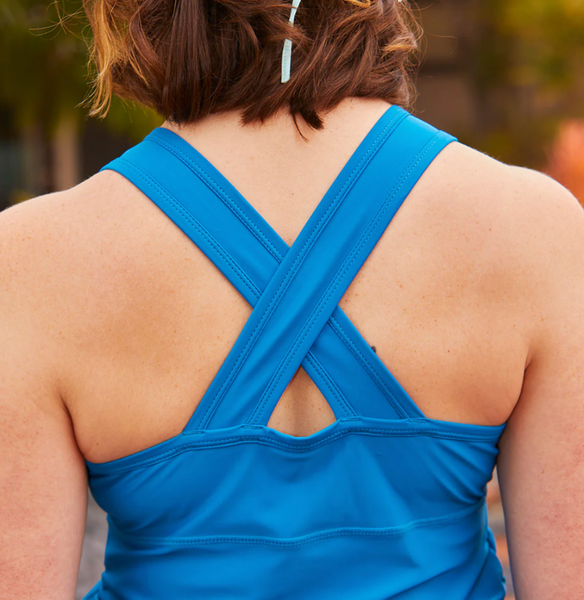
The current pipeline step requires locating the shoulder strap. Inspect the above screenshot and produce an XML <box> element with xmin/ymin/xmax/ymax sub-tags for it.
<box><xmin>190</xmin><ymin>111</ymin><xmax>455</xmax><ymax>430</ymax></box>
<box><xmin>100</xmin><ymin>108</ymin><xmax>421</xmax><ymax>423</ymax></box>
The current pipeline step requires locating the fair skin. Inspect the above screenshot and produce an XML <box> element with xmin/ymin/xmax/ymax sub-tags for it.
<box><xmin>0</xmin><ymin>96</ymin><xmax>583</xmax><ymax>598</ymax></box>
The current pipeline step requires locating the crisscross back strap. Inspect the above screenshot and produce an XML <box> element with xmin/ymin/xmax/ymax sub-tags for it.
<box><xmin>100</xmin><ymin>106</ymin><xmax>437</xmax><ymax>428</ymax></box>
<box><xmin>189</xmin><ymin>111</ymin><xmax>455</xmax><ymax>430</ymax></box>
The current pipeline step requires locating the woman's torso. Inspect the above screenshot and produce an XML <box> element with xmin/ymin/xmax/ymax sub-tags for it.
<box><xmin>51</xmin><ymin>99</ymin><xmax>529</xmax><ymax>465</ymax></box>
<box><xmin>19</xmin><ymin>98</ymin><xmax>537</xmax><ymax>598</ymax></box>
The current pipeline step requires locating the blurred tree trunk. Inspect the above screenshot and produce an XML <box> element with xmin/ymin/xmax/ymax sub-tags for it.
<box><xmin>20</xmin><ymin>121</ymin><xmax>46</xmax><ymax>198</ymax></box>
<box><xmin>52</xmin><ymin>116</ymin><xmax>81</xmax><ymax>192</ymax></box>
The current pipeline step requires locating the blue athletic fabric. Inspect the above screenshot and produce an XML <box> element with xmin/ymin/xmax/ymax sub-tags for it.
<box><xmin>83</xmin><ymin>105</ymin><xmax>508</xmax><ymax>599</ymax></box>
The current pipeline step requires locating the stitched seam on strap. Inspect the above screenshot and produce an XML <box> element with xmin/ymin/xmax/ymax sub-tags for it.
<box><xmin>147</xmin><ymin>135</ymin><xmax>285</xmax><ymax>263</ymax></box>
<box><xmin>108</xmin><ymin>498</ymin><xmax>485</xmax><ymax>547</ymax></box>
<box><xmin>251</xmin><ymin>133</ymin><xmax>442</xmax><ymax>424</ymax></box>
<box><xmin>304</xmin><ymin>351</ymin><xmax>355</xmax><ymax>418</ymax></box>
<box><xmin>111</xmin><ymin>160</ymin><xmax>375</xmax><ymax>425</ymax></box>
<box><xmin>196</xmin><ymin>110</ymin><xmax>407</xmax><ymax>429</ymax></box>
<box><xmin>150</xmin><ymin>126</ymin><xmax>412</xmax><ymax>421</ymax></box>
<box><xmin>149</xmin><ymin>132</ymin><xmax>393</xmax><ymax>420</ymax></box>
<box><xmin>114</xmin><ymin>159</ymin><xmax>262</xmax><ymax>302</ymax></box>
<box><xmin>259</xmin><ymin>136</ymin><xmax>442</xmax><ymax>416</ymax></box>
<box><xmin>328</xmin><ymin>314</ymin><xmax>406</xmax><ymax>418</ymax></box>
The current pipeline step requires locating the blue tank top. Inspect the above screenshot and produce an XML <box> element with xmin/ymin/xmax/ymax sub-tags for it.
<box><xmin>83</xmin><ymin>105</ymin><xmax>508</xmax><ymax>599</ymax></box>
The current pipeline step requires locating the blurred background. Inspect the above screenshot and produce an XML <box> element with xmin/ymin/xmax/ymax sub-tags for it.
<box><xmin>1</xmin><ymin>0</ymin><xmax>583</xmax><ymax>598</ymax></box>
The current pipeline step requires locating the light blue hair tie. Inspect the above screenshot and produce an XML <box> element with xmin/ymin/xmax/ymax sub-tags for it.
<box><xmin>281</xmin><ymin>0</ymin><xmax>302</xmax><ymax>83</ymax></box>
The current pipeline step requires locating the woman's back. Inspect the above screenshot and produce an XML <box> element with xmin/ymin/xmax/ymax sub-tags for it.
<box><xmin>44</xmin><ymin>98</ymin><xmax>527</xmax><ymax>463</ymax></box>
<box><xmin>77</xmin><ymin>100</ymin><xmax>510</xmax><ymax>598</ymax></box>
<box><xmin>62</xmin><ymin>99</ymin><xmax>536</xmax><ymax>460</ymax></box>
<box><xmin>2</xmin><ymin>97</ymin><xmax>583</xmax><ymax>599</ymax></box>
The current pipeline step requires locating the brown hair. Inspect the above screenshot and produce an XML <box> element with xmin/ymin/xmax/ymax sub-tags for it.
<box><xmin>83</xmin><ymin>0</ymin><xmax>420</xmax><ymax>133</ymax></box>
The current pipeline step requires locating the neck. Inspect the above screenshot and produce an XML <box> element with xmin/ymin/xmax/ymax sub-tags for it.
<box><xmin>161</xmin><ymin>97</ymin><xmax>394</xmax><ymax>151</ymax></box>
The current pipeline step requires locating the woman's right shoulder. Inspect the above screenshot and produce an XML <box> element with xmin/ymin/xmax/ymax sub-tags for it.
<box><xmin>429</xmin><ymin>138</ymin><xmax>582</xmax><ymax>223</ymax></box>
<box><xmin>412</xmin><ymin>137</ymin><xmax>583</xmax><ymax>324</ymax></box>
<box><xmin>426</xmin><ymin>139</ymin><xmax>583</xmax><ymax>287</ymax></box>
<box><xmin>438</xmin><ymin>142</ymin><xmax>584</xmax><ymax>596</ymax></box>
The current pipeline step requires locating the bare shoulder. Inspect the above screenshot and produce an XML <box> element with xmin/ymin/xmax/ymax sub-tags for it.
<box><xmin>0</xmin><ymin>188</ymin><xmax>75</xmax><ymax>331</ymax></box>
<box><xmin>0</xmin><ymin>173</ymin><xmax>161</xmax><ymax>399</ymax></box>
<box><xmin>0</xmin><ymin>185</ymin><xmax>109</xmax><ymax>596</ymax></box>
<box><xmin>426</xmin><ymin>140</ymin><xmax>584</xmax><ymax>240</ymax></box>
<box><xmin>0</xmin><ymin>170</ymin><xmax>203</xmax><ymax>407</ymax></box>
<box><xmin>431</xmin><ymin>144</ymin><xmax>584</xmax><ymax>595</ymax></box>
<box><xmin>0</xmin><ymin>169</ymin><xmax>154</xmax><ymax>276</ymax></box>
<box><xmin>0</xmin><ymin>173</ymin><xmax>115</xmax><ymax>288</ymax></box>
<box><xmin>0</xmin><ymin>185</ymin><xmax>97</xmax><ymax>403</ymax></box>
<box><xmin>0</xmin><ymin>170</ymin><xmax>177</xmax><ymax>320</ymax></box>
<box><xmin>406</xmin><ymin>141</ymin><xmax>583</xmax><ymax>354</ymax></box>
<box><xmin>422</xmin><ymin>141</ymin><xmax>584</xmax><ymax>310</ymax></box>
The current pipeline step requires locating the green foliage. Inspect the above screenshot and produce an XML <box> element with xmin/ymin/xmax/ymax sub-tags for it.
<box><xmin>0</xmin><ymin>0</ymin><xmax>162</xmax><ymax>137</ymax></box>
<box><xmin>466</xmin><ymin>0</ymin><xmax>584</xmax><ymax>168</ymax></box>
<box><xmin>0</xmin><ymin>0</ymin><xmax>88</xmax><ymax>129</ymax></box>
<box><xmin>501</xmin><ymin>0</ymin><xmax>584</xmax><ymax>91</ymax></box>
<box><xmin>473</xmin><ymin>0</ymin><xmax>584</xmax><ymax>94</ymax></box>
<box><xmin>98</xmin><ymin>96</ymin><xmax>164</xmax><ymax>143</ymax></box>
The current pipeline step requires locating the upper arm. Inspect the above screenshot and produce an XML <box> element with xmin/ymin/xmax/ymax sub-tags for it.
<box><xmin>0</xmin><ymin>200</ymin><xmax>88</xmax><ymax>599</ymax></box>
<box><xmin>496</xmin><ymin>170</ymin><xmax>584</xmax><ymax>598</ymax></box>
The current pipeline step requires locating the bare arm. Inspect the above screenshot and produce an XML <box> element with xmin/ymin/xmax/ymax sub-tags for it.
<box><xmin>0</xmin><ymin>199</ymin><xmax>87</xmax><ymax>599</ymax></box>
<box><xmin>497</xmin><ymin>170</ymin><xmax>584</xmax><ymax>598</ymax></box>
